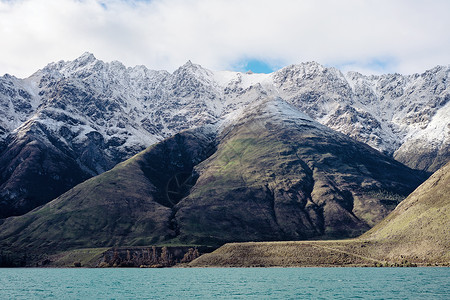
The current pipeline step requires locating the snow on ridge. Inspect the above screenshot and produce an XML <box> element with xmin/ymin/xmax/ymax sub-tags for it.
<box><xmin>266</xmin><ymin>97</ymin><xmax>314</xmax><ymax>123</ymax></box>
<box><xmin>1</xmin><ymin>53</ymin><xmax>449</xmax><ymax>173</ymax></box>
<box><xmin>220</xmin><ymin>97</ymin><xmax>312</xmax><ymax>130</ymax></box>
<box><xmin>213</xmin><ymin>70</ymin><xmax>239</xmax><ymax>87</ymax></box>
<box><xmin>212</xmin><ymin>70</ymin><xmax>271</xmax><ymax>88</ymax></box>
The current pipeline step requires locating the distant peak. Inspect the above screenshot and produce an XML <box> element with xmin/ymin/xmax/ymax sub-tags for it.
<box><xmin>38</xmin><ymin>52</ymin><xmax>101</xmax><ymax>76</ymax></box>
<box><xmin>176</xmin><ymin>60</ymin><xmax>211</xmax><ymax>77</ymax></box>
<box><xmin>2</xmin><ymin>73</ymin><xmax>14</xmax><ymax>79</ymax></box>
<box><xmin>297</xmin><ymin>61</ymin><xmax>324</xmax><ymax>70</ymax></box>
<box><xmin>176</xmin><ymin>60</ymin><xmax>196</xmax><ymax>69</ymax></box>
<box><xmin>180</xmin><ymin>60</ymin><xmax>202</xmax><ymax>70</ymax></box>
<box><xmin>64</xmin><ymin>52</ymin><xmax>101</xmax><ymax>72</ymax></box>
<box><xmin>76</xmin><ymin>52</ymin><xmax>97</xmax><ymax>62</ymax></box>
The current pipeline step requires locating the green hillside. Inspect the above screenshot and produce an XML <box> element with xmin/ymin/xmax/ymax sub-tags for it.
<box><xmin>0</xmin><ymin>128</ymin><xmax>215</xmax><ymax>259</ymax></box>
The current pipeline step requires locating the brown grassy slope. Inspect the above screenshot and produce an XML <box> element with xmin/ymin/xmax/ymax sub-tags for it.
<box><xmin>190</xmin><ymin>162</ymin><xmax>450</xmax><ymax>267</ymax></box>
<box><xmin>188</xmin><ymin>240</ymin><xmax>384</xmax><ymax>267</ymax></box>
<box><xmin>358</xmin><ymin>160</ymin><xmax>450</xmax><ymax>263</ymax></box>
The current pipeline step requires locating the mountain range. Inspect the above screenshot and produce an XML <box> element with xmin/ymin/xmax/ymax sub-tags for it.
<box><xmin>0</xmin><ymin>54</ymin><xmax>448</xmax><ymax>266</ymax></box>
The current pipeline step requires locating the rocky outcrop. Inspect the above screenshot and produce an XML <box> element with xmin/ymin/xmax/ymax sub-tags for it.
<box><xmin>98</xmin><ymin>246</ymin><xmax>207</xmax><ymax>268</ymax></box>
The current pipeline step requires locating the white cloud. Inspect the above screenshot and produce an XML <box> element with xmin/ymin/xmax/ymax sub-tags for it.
<box><xmin>0</xmin><ymin>0</ymin><xmax>449</xmax><ymax>77</ymax></box>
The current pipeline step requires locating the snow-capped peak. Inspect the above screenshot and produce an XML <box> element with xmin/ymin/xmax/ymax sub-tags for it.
<box><xmin>75</xmin><ymin>52</ymin><xmax>97</xmax><ymax>64</ymax></box>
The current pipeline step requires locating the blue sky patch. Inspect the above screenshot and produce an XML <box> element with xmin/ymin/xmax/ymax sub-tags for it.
<box><xmin>233</xmin><ymin>59</ymin><xmax>279</xmax><ymax>74</ymax></box>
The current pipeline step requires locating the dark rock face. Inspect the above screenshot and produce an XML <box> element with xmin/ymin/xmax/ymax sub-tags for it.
<box><xmin>98</xmin><ymin>246</ymin><xmax>210</xmax><ymax>268</ymax></box>
<box><xmin>0</xmin><ymin>99</ymin><xmax>427</xmax><ymax>255</ymax></box>
<box><xmin>0</xmin><ymin>123</ymin><xmax>90</xmax><ymax>218</ymax></box>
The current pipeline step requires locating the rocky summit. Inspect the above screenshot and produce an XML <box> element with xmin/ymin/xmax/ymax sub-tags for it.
<box><xmin>0</xmin><ymin>54</ymin><xmax>448</xmax><ymax>218</ymax></box>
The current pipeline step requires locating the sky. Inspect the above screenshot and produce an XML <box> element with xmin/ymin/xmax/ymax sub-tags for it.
<box><xmin>0</xmin><ymin>0</ymin><xmax>449</xmax><ymax>78</ymax></box>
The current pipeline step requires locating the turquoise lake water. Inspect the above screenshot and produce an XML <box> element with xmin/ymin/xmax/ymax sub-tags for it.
<box><xmin>0</xmin><ymin>267</ymin><xmax>448</xmax><ymax>299</ymax></box>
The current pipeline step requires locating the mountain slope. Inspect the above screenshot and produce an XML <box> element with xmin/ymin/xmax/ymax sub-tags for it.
<box><xmin>273</xmin><ymin>63</ymin><xmax>450</xmax><ymax>169</ymax></box>
<box><xmin>359</xmin><ymin>160</ymin><xmax>450</xmax><ymax>261</ymax></box>
<box><xmin>173</xmin><ymin>98</ymin><xmax>426</xmax><ymax>245</ymax></box>
<box><xmin>0</xmin><ymin>127</ymin><xmax>216</xmax><ymax>254</ymax></box>
<box><xmin>0</xmin><ymin>98</ymin><xmax>427</xmax><ymax>261</ymax></box>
